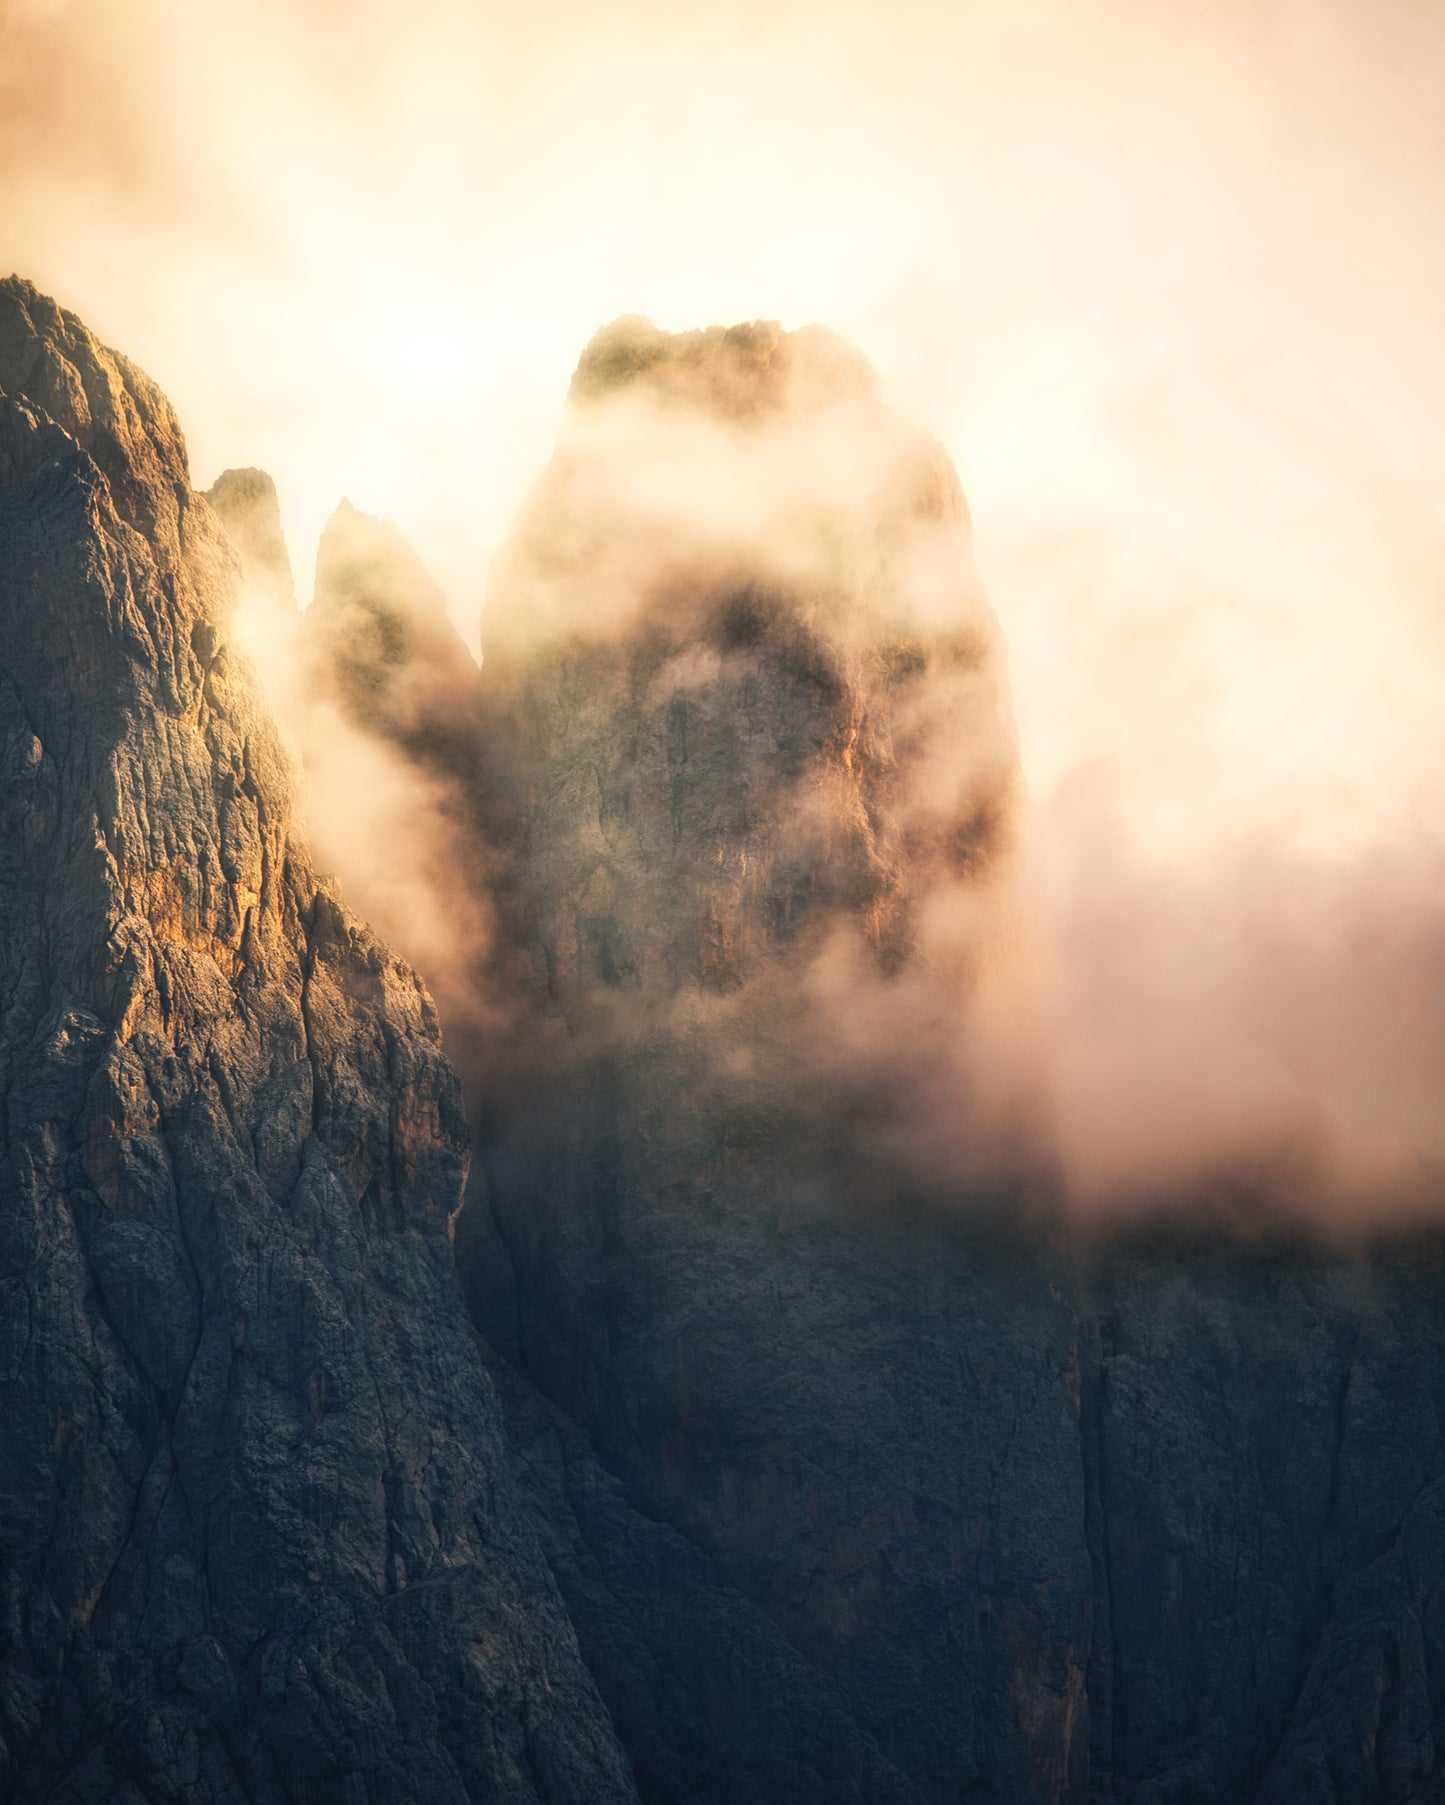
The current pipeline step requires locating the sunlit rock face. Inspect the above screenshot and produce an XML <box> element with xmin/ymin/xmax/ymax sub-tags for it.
<box><xmin>470</xmin><ymin>317</ymin><xmax>1092</xmax><ymax>1801</ymax></box>
<box><xmin>0</xmin><ymin>277</ymin><xmax>636</xmax><ymax>1805</ymax></box>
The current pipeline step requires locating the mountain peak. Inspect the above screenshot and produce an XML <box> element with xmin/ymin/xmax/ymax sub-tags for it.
<box><xmin>0</xmin><ymin>275</ymin><xmax>190</xmax><ymax>548</ymax></box>
<box><xmin>205</xmin><ymin>465</ymin><xmax>295</xmax><ymax>607</ymax></box>
<box><xmin>569</xmin><ymin>314</ymin><xmax>882</xmax><ymax>418</ymax></box>
<box><xmin>308</xmin><ymin>496</ymin><xmax>482</xmax><ymax>755</ymax></box>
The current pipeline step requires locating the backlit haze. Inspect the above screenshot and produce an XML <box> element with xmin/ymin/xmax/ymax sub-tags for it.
<box><xmin>5</xmin><ymin>0</ymin><xmax>1444</xmax><ymax>1219</ymax></box>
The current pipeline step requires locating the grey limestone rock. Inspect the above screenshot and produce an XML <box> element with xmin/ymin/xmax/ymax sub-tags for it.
<box><xmin>307</xmin><ymin>498</ymin><xmax>484</xmax><ymax>766</ymax></box>
<box><xmin>468</xmin><ymin>317</ymin><xmax>1091</xmax><ymax>1802</ymax></box>
<box><xmin>0</xmin><ymin>276</ymin><xmax>637</xmax><ymax>1805</ymax></box>
<box><xmin>203</xmin><ymin>469</ymin><xmax>294</xmax><ymax>611</ymax></box>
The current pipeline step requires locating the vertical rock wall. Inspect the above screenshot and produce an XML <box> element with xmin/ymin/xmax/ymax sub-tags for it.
<box><xmin>0</xmin><ymin>277</ymin><xmax>637</xmax><ymax>1805</ymax></box>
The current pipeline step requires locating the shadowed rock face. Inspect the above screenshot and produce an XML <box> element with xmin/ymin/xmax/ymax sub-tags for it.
<box><xmin>308</xmin><ymin>497</ymin><xmax>488</xmax><ymax>785</ymax></box>
<box><xmin>469</xmin><ymin>318</ymin><xmax>1093</xmax><ymax>1802</ymax></box>
<box><xmin>0</xmin><ymin>276</ymin><xmax>636</xmax><ymax>1805</ymax></box>
<box><xmin>308</xmin><ymin>318</ymin><xmax>1445</xmax><ymax>1805</ymax></box>
<box><xmin>1083</xmin><ymin>1226</ymin><xmax>1445</xmax><ymax>1805</ymax></box>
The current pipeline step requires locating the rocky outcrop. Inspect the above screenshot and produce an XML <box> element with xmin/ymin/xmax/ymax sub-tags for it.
<box><xmin>204</xmin><ymin>468</ymin><xmax>294</xmax><ymax>609</ymax></box>
<box><xmin>308</xmin><ymin>499</ymin><xmax>484</xmax><ymax>768</ymax></box>
<box><xmin>291</xmin><ymin>352</ymin><xmax>977</xmax><ymax>1804</ymax></box>
<box><xmin>466</xmin><ymin>318</ymin><xmax>1090</xmax><ymax>1801</ymax></box>
<box><xmin>0</xmin><ymin>276</ymin><xmax>636</xmax><ymax>1804</ymax></box>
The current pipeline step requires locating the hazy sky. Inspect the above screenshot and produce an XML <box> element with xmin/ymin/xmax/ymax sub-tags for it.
<box><xmin>4</xmin><ymin>0</ymin><xmax>1443</xmax><ymax>1212</ymax></box>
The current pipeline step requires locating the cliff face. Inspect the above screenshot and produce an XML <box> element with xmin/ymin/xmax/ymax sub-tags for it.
<box><xmin>204</xmin><ymin>468</ymin><xmax>294</xmax><ymax>610</ymax></box>
<box><xmin>6</xmin><ymin>282</ymin><xmax>1445</xmax><ymax>1805</ymax></box>
<box><xmin>0</xmin><ymin>278</ymin><xmax>636</xmax><ymax>1804</ymax></box>
<box><xmin>470</xmin><ymin>318</ymin><xmax>1091</xmax><ymax>1801</ymax></box>
<box><xmin>306</xmin><ymin>319</ymin><xmax>1445</xmax><ymax>1804</ymax></box>
<box><xmin>1086</xmin><ymin>1231</ymin><xmax>1445</xmax><ymax>1804</ymax></box>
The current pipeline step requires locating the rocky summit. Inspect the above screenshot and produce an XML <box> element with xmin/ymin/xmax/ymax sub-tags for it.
<box><xmin>3</xmin><ymin>284</ymin><xmax>1445</xmax><ymax>1804</ymax></box>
